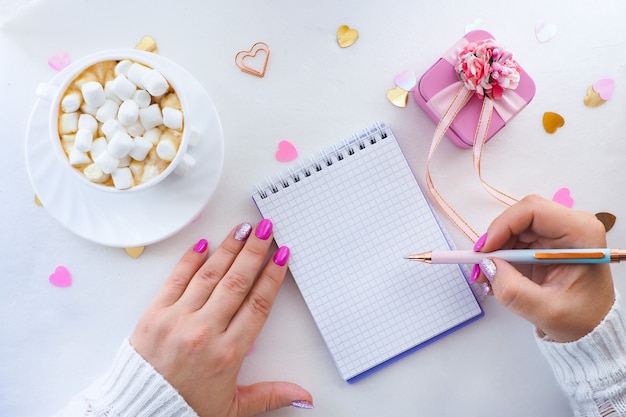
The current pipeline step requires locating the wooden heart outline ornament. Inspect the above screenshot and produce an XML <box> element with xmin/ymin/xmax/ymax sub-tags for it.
<box><xmin>235</xmin><ymin>42</ymin><xmax>270</xmax><ymax>78</ymax></box>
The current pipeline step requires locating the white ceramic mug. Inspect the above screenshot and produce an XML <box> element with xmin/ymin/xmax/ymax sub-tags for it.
<box><xmin>36</xmin><ymin>49</ymin><xmax>198</xmax><ymax>192</ymax></box>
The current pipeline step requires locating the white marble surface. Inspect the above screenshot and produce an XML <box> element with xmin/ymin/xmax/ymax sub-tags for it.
<box><xmin>2</xmin><ymin>1</ymin><xmax>626</xmax><ymax>416</ymax></box>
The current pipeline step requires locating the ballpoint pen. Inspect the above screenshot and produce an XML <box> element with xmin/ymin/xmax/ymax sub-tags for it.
<box><xmin>404</xmin><ymin>248</ymin><xmax>626</xmax><ymax>264</ymax></box>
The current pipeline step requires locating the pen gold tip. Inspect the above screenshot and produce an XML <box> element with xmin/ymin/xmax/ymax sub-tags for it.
<box><xmin>404</xmin><ymin>251</ymin><xmax>433</xmax><ymax>263</ymax></box>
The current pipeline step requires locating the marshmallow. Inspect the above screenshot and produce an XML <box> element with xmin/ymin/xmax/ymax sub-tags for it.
<box><xmin>143</xmin><ymin>127</ymin><xmax>161</xmax><ymax>145</ymax></box>
<box><xmin>139</xmin><ymin>104</ymin><xmax>163</xmax><ymax>130</ymax></box>
<box><xmin>90</xmin><ymin>137</ymin><xmax>108</xmax><ymax>159</ymax></box>
<box><xmin>160</xmin><ymin>93</ymin><xmax>180</xmax><ymax>109</ymax></box>
<box><xmin>109</xmin><ymin>75</ymin><xmax>136</xmax><ymax>101</ymax></box>
<box><xmin>78</xmin><ymin>113</ymin><xmax>98</xmax><ymax>133</ymax></box>
<box><xmin>129</xmin><ymin>136</ymin><xmax>153</xmax><ymax>161</ymax></box>
<box><xmin>68</xmin><ymin>147</ymin><xmax>91</xmax><ymax>166</ymax></box>
<box><xmin>141</xmin><ymin>164</ymin><xmax>160</xmax><ymax>183</ymax></box>
<box><xmin>103</xmin><ymin>81</ymin><xmax>122</xmax><ymax>105</ymax></box>
<box><xmin>118</xmin><ymin>154</ymin><xmax>131</xmax><ymax>168</ymax></box>
<box><xmin>115</xmin><ymin>60</ymin><xmax>133</xmax><ymax>77</ymax></box>
<box><xmin>95</xmin><ymin>99</ymin><xmax>120</xmax><ymax>123</ymax></box>
<box><xmin>156</xmin><ymin>138</ymin><xmax>177</xmax><ymax>161</ymax></box>
<box><xmin>81</xmin><ymin>81</ymin><xmax>106</xmax><ymax>108</ymax></box>
<box><xmin>61</xmin><ymin>134</ymin><xmax>75</xmax><ymax>155</ymax></box>
<box><xmin>126</xmin><ymin>120</ymin><xmax>146</xmax><ymax>137</ymax></box>
<box><xmin>108</xmin><ymin>131</ymin><xmax>134</xmax><ymax>158</ymax></box>
<box><xmin>80</xmin><ymin>104</ymin><xmax>98</xmax><ymax>116</ymax></box>
<box><xmin>129</xmin><ymin>160</ymin><xmax>144</xmax><ymax>180</ymax></box>
<box><xmin>127</xmin><ymin>63</ymin><xmax>150</xmax><ymax>88</ymax></box>
<box><xmin>111</xmin><ymin>167</ymin><xmax>134</xmax><ymax>190</ymax></box>
<box><xmin>142</xmin><ymin>70</ymin><xmax>169</xmax><ymax>97</ymax></box>
<box><xmin>117</xmin><ymin>100</ymin><xmax>139</xmax><ymax>126</ymax></box>
<box><xmin>132</xmin><ymin>89</ymin><xmax>151</xmax><ymax>108</ymax></box>
<box><xmin>174</xmin><ymin>153</ymin><xmax>196</xmax><ymax>176</ymax></box>
<box><xmin>61</xmin><ymin>93</ymin><xmax>82</xmax><ymax>113</ymax></box>
<box><xmin>101</xmin><ymin>120</ymin><xmax>124</xmax><ymax>140</ymax></box>
<box><xmin>94</xmin><ymin>151</ymin><xmax>119</xmax><ymax>174</ymax></box>
<box><xmin>162</xmin><ymin>107</ymin><xmax>183</xmax><ymax>130</ymax></box>
<box><xmin>58</xmin><ymin>112</ymin><xmax>79</xmax><ymax>134</ymax></box>
<box><xmin>83</xmin><ymin>164</ymin><xmax>109</xmax><ymax>183</ymax></box>
<box><xmin>188</xmin><ymin>128</ymin><xmax>200</xmax><ymax>147</ymax></box>
<box><xmin>74</xmin><ymin>129</ymin><xmax>93</xmax><ymax>152</ymax></box>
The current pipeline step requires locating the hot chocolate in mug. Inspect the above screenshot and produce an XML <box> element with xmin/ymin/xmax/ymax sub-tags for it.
<box><xmin>36</xmin><ymin>49</ymin><xmax>199</xmax><ymax>192</ymax></box>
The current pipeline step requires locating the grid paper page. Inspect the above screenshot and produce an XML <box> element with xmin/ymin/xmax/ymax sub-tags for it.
<box><xmin>253</xmin><ymin>124</ymin><xmax>482</xmax><ymax>381</ymax></box>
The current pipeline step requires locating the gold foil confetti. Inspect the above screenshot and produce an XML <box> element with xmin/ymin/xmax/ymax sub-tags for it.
<box><xmin>124</xmin><ymin>246</ymin><xmax>145</xmax><ymax>258</ymax></box>
<box><xmin>337</xmin><ymin>25</ymin><xmax>359</xmax><ymax>48</ymax></box>
<box><xmin>542</xmin><ymin>112</ymin><xmax>565</xmax><ymax>134</ymax></box>
<box><xmin>596</xmin><ymin>212</ymin><xmax>617</xmax><ymax>232</ymax></box>
<box><xmin>386</xmin><ymin>86</ymin><xmax>409</xmax><ymax>108</ymax></box>
<box><xmin>135</xmin><ymin>36</ymin><xmax>158</xmax><ymax>54</ymax></box>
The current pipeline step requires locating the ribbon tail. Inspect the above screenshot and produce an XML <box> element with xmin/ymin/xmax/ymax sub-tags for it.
<box><xmin>472</xmin><ymin>98</ymin><xmax>519</xmax><ymax>206</ymax></box>
<box><xmin>426</xmin><ymin>86</ymin><xmax>480</xmax><ymax>243</ymax></box>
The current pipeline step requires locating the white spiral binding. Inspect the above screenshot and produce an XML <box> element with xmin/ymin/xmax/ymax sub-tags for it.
<box><xmin>254</xmin><ymin>122</ymin><xmax>390</xmax><ymax>200</ymax></box>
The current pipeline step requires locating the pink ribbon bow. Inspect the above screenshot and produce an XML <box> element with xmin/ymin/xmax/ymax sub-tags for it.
<box><xmin>424</xmin><ymin>35</ymin><xmax>528</xmax><ymax>242</ymax></box>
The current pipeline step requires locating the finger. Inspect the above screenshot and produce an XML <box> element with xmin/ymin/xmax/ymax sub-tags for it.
<box><xmin>227</xmin><ymin>246</ymin><xmax>289</xmax><ymax>347</ymax></box>
<box><xmin>199</xmin><ymin>219</ymin><xmax>275</xmax><ymax>329</ymax></box>
<box><xmin>177</xmin><ymin>222</ymin><xmax>253</xmax><ymax>312</ymax></box>
<box><xmin>150</xmin><ymin>238</ymin><xmax>210</xmax><ymax>308</ymax></box>
<box><xmin>479</xmin><ymin>258</ymin><xmax>546</xmax><ymax>324</ymax></box>
<box><xmin>236</xmin><ymin>381</ymin><xmax>313</xmax><ymax>416</ymax></box>
<box><xmin>483</xmin><ymin>195</ymin><xmax>606</xmax><ymax>252</ymax></box>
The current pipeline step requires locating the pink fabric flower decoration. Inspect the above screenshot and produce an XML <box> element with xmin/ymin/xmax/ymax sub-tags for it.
<box><xmin>455</xmin><ymin>39</ymin><xmax>521</xmax><ymax>100</ymax></box>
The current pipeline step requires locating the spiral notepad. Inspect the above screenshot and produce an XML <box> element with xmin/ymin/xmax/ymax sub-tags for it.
<box><xmin>252</xmin><ymin>123</ymin><xmax>483</xmax><ymax>383</ymax></box>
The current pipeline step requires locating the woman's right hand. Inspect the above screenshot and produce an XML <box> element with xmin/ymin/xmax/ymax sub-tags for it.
<box><xmin>474</xmin><ymin>195</ymin><xmax>615</xmax><ymax>342</ymax></box>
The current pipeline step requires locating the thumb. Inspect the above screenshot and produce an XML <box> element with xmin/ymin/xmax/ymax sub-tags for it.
<box><xmin>236</xmin><ymin>381</ymin><xmax>313</xmax><ymax>416</ymax></box>
<box><xmin>479</xmin><ymin>258</ymin><xmax>545</xmax><ymax>325</ymax></box>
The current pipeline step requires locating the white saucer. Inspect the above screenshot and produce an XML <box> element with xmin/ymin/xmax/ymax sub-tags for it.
<box><xmin>25</xmin><ymin>56</ymin><xmax>224</xmax><ymax>248</ymax></box>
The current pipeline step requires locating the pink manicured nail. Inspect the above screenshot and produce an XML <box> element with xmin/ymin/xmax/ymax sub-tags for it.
<box><xmin>470</xmin><ymin>264</ymin><xmax>480</xmax><ymax>283</ymax></box>
<box><xmin>193</xmin><ymin>239</ymin><xmax>208</xmax><ymax>253</ymax></box>
<box><xmin>273</xmin><ymin>246</ymin><xmax>290</xmax><ymax>266</ymax></box>
<box><xmin>233</xmin><ymin>222</ymin><xmax>253</xmax><ymax>241</ymax></box>
<box><xmin>291</xmin><ymin>400</ymin><xmax>314</xmax><ymax>409</ymax></box>
<box><xmin>255</xmin><ymin>219</ymin><xmax>273</xmax><ymax>240</ymax></box>
<box><xmin>474</xmin><ymin>233</ymin><xmax>488</xmax><ymax>251</ymax></box>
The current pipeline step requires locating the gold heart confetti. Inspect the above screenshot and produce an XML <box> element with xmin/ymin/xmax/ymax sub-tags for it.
<box><xmin>386</xmin><ymin>87</ymin><xmax>409</xmax><ymax>108</ymax></box>
<box><xmin>596</xmin><ymin>212</ymin><xmax>617</xmax><ymax>232</ymax></box>
<box><xmin>584</xmin><ymin>79</ymin><xmax>615</xmax><ymax>108</ymax></box>
<box><xmin>135</xmin><ymin>36</ymin><xmax>158</xmax><ymax>53</ymax></box>
<box><xmin>34</xmin><ymin>194</ymin><xmax>43</xmax><ymax>207</ymax></box>
<box><xmin>583</xmin><ymin>86</ymin><xmax>605</xmax><ymax>108</ymax></box>
<box><xmin>124</xmin><ymin>246</ymin><xmax>145</xmax><ymax>258</ymax></box>
<box><xmin>235</xmin><ymin>42</ymin><xmax>270</xmax><ymax>78</ymax></box>
<box><xmin>337</xmin><ymin>25</ymin><xmax>359</xmax><ymax>48</ymax></box>
<box><xmin>542</xmin><ymin>112</ymin><xmax>565</xmax><ymax>134</ymax></box>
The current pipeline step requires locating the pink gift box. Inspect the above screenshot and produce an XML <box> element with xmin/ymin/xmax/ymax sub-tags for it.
<box><xmin>414</xmin><ymin>30</ymin><xmax>536</xmax><ymax>148</ymax></box>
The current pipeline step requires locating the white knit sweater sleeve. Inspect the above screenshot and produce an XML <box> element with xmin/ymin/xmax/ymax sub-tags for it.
<box><xmin>53</xmin><ymin>339</ymin><xmax>198</xmax><ymax>417</ymax></box>
<box><xmin>536</xmin><ymin>292</ymin><xmax>626</xmax><ymax>417</ymax></box>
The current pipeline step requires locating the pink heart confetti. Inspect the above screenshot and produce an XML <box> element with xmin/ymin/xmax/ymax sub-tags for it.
<box><xmin>592</xmin><ymin>78</ymin><xmax>615</xmax><ymax>100</ymax></box>
<box><xmin>535</xmin><ymin>22</ymin><xmax>558</xmax><ymax>43</ymax></box>
<box><xmin>394</xmin><ymin>69</ymin><xmax>416</xmax><ymax>92</ymax></box>
<box><xmin>48</xmin><ymin>50</ymin><xmax>71</xmax><ymax>71</ymax></box>
<box><xmin>552</xmin><ymin>187</ymin><xmax>574</xmax><ymax>208</ymax></box>
<box><xmin>275</xmin><ymin>140</ymin><xmax>298</xmax><ymax>163</ymax></box>
<box><xmin>49</xmin><ymin>265</ymin><xmax>72</xmax><ymax>287</ymax></box>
